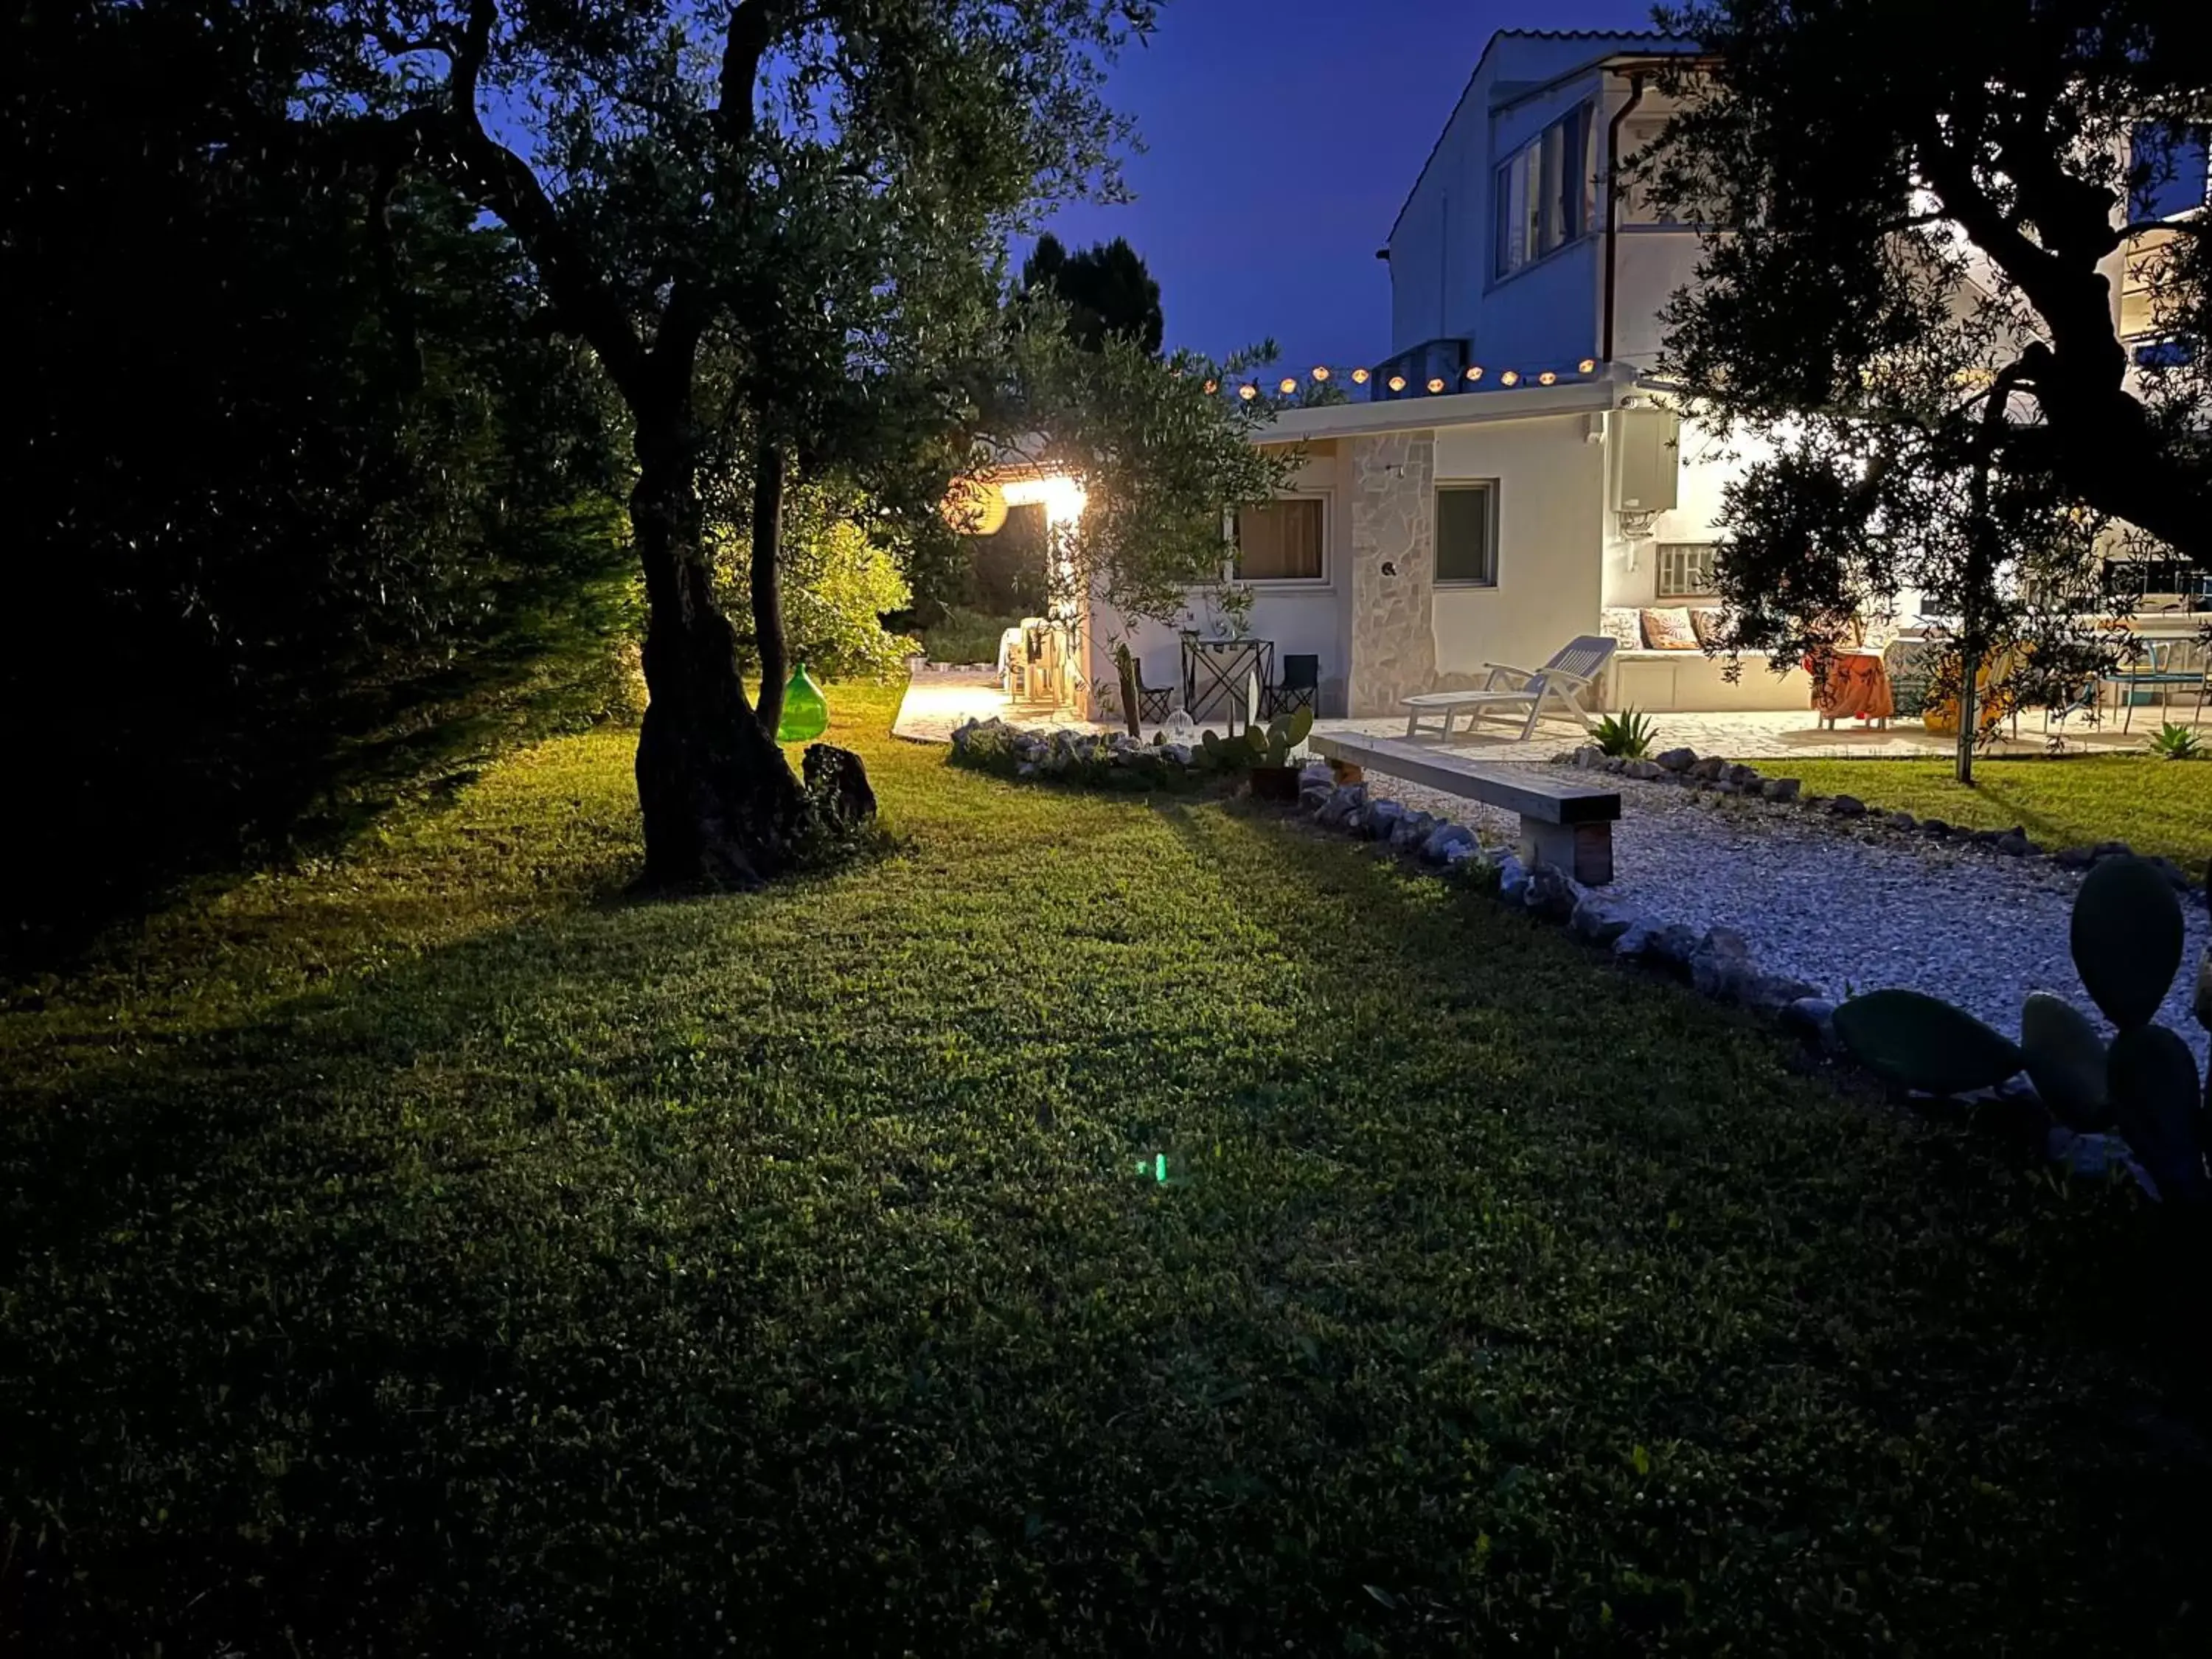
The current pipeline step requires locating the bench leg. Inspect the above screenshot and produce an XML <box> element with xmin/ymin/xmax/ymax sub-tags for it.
<box><xmin>1521</xmin><ymin>818</ymin><xmax>1613</xmax><ymax>886</ymax></box>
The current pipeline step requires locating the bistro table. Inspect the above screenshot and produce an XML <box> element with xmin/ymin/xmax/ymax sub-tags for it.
<box><xmin>1181</xmin><ymin>636</ymin><xmax>1275</xmax><ymax>735</ymax></box>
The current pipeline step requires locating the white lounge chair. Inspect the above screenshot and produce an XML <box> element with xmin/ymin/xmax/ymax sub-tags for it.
<box><xmin>1402</xmin><ymin>636</ymin><xmax>1618</xmax><ymax>742</ymax></box>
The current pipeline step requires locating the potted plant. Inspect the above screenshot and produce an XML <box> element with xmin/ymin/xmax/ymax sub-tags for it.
<box><xmin>1241</xmin><ymin>707</ymin><xmax>1315</xmax><ymax>801</ymax></box>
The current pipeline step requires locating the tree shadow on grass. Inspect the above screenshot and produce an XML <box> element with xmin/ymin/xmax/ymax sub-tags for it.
<box><xmin>4</xmin><ymin>793</ymin><xmax>2209</xmax><ymax>1655</ymax></box>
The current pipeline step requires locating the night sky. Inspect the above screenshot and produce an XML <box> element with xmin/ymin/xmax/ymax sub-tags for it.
<box><xmin>1030</xmin><ymin>1</ymin><xmax>1659</xmax><ymax>371</ymax></box>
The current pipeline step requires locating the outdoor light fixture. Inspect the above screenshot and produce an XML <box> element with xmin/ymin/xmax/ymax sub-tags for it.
<box><xmin>1279</xmin><ymin>377</ymin><xmax>1298</xmax><ymax>394</ymax></box>
<box><xmin>1387</xmin><ymin>375</ymin><xmax>1406</xmax><ymax>392</ymax></box>
<box><xmin>1500</xmin><ymin>370</ymin><xmax>1520</xmax><ymax>387</ymax></box>
<box><xmin>1351</xmin><ymin>367</ymin><xmax>1370</xmax><ymax>384</ymax></box>
<box><xmin>1426</xmin><ymin>377</ymin><xmax>1445</xmax><ymax>393</ymax></box>
<box><xmin>1578</xmin><ymin>358</ymin><xmax>1598</xmax><ymax>375</ymax></box>
<box><xmin>1538</xmin><ymin>370</ymin><xmax>1557</xmax><ymax>386</ymax></box>
<box><xmin>1464</xmin><ymin>366</ymin><xmax>1484</xmax><ymax>382</ymax></box>
<box><xmin>1202</xmin><ymin>378</ymin><xmax>1217</xmax><ymax>394</ymax></box>
<box><xmin>1239</xmin><ymin>383</ymin><xmax>1257</xmax><ymax>400</ymax></box>
<box><xmin>1311</xmin><ymin>365</ymin><xmax>1330</xmax><ymax>381</ymax></box>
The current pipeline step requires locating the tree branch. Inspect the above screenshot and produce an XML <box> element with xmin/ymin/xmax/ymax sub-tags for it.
<box><xmin>434</xmin><ymin>0</ymin><xmax>653</xmax><ymax>406</ymax></box>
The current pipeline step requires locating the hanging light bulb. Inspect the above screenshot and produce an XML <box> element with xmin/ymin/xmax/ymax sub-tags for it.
<box><xmin>1311</xmin><ymin>365</ymin><xmax>1331</xmax><ymax>382</ymax></box>
<box><xmin>1577</xmin><ymin>358</ymin><xmax>1597</xmax><ymax>375</ymax></box>
<box><xmin>1500</xmin><ymin>370</ymin><xmax>1520</xmax><ymax>387</ymax></box>
<box><xmin>1351</xmin><ymin>367</ymin><xmax>1370</xmax><ymax>384</ymax></box>
<box><xmin>1202</xmin><ymin>379</ymin><xmax>1218</xmax><ymax>394</ymax></box>
<box><xmin>1464</xmin><ymin>365</ymin><xmax>1484</xmax><ymax>382</ymax></box>
<box><xmin>1425</xmin><ymin>377</ymin><xmax>1446</xmax><ymax>393</ymax></box>
<box><xmin>1279</xmin><ymin>377</ymin><xmax>1298</xmax><ymax>394</ymax></box>
<box><xmin>1386</xmin><ymin>375</ymin><xmax>1406</xmax><ymax>392</ymax></box>
<box><xmin>1238</xmin><ymin>383</ymin><xmax>1258</xmax><ymax>400</ymax></box>
<box><xmin>1538</xmin><ymin>370</ymin><xmax>1557</xmax><ymax>386</ymax></box>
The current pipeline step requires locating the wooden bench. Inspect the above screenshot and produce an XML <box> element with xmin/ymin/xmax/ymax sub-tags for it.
<box><xmin>1312</xmin><ymin>733</ymin><xmax>1621</xmax><ymax>885</ymax></box>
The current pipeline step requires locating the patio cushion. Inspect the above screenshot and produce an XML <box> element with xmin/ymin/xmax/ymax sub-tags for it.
<box><xmin>1640</xmin><ymin>607</ymin><xmax>1700</xmax><ymax>650</ymax></box>
<box><xmin>1599</xmin><ymin>607</ymin><xmax>1643</xmax><ymax>652</ymax></box>
<box><xmin>1688</xmin><ymin>607</ymin><xmax>1728</xmax><ymax>649</ymax></box>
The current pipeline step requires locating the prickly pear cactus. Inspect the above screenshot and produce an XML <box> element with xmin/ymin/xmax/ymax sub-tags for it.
<box><xmin>2070</xmin><ymin>856</ymin><xmax>2184</xmax><ymax>1032</ymax></box>
<box><xmin>2020</xmin><ymin>992</ymin><xmax>2110</xmax><ymax>1130</ymax></box>
<box><xmin>1832</xmin><ymin>990</ymin><xmax>2025</xmax><ymax>1096</ymax></box>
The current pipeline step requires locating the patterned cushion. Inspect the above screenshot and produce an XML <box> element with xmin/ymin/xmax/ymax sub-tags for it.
<box><xmin>1640</xmin><ymin>607</ymin><xmax>1700</xmax><ymax>650</ymax></box>
<box><xmin>1599</xmin><ymin>607</ymin><xmax>1643</xmax><ymax>651</ymax></box>
<box><xmin>1688</xmin><ymin>608</ymin><xmax>1728</xmax><ymax>649</ymax></box>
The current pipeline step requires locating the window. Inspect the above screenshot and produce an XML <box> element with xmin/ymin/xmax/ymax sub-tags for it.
<box><xmin>1494</xmin><ymin>101</ymin><xmax>1595</xmax><ymax>279</ymax></box>
<box><xmin>1234</xmin><ymin>497</ymin><xmax>1324</xmax><ymax>581</ymax></box>
<box><xmin>1657</xmin><ymin>542</ymin><xmax>1718</xmax><ymax>599</ymax></box>
<box><xmin>1435</xmin><ymin>484</ymin><xmax>1496</xmax><ymax>585</ymax></box>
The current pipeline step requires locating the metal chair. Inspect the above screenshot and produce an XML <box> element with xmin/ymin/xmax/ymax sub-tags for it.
<box><xmin>1266</xmin><ymin>653</ymin><xmax>1320</xmax><ymax>717</ymax></box>
<box><xmin>1135</xmin><ymin>662</ymin><xmax>1175</xmax><ymax>724</ymax></box>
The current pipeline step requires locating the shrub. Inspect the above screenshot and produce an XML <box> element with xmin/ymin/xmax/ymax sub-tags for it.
<box><xmin>2145</xmin><ymin>721</ymin><xmax>2204</xmax><ymax>761</ymax></box>
<box><xmin>1592</xmin><ymin>707</ymin><xmax>1658</xmax><ymax>759</ymax></box>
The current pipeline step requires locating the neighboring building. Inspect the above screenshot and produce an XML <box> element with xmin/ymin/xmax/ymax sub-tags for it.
<box><xmin>1083</xmin><ymin>28</ymin><xmax>1809</xmax><ymax>720</ymax></box>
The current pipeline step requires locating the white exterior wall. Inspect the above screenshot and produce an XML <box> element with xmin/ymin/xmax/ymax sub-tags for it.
<box><xmin>1082</xmin><ymin>448</ymin><xmax>1355</xmax><ymax>720</ymax></box>
<box><xmin>1430</xmin><ymin>415</ymin><xmax>1605</xmax><ymax>677</ymax></box>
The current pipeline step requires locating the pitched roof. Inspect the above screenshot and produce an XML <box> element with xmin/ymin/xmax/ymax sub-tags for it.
<box><xmin>1385</xmin><ymin>29</ymin><xmax>1700</xmax><ymax>245</ymax></box>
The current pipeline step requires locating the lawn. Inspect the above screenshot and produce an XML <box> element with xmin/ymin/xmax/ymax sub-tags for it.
<box><xmin>1756</xmin><ymin>754</ymin><xmax>2212</xmax><ymax>871</ymax></box>
<box><xmin>4</xmin><ymin>684</ymin><xmax>2206</xmax><ymax>1655</ymax></box>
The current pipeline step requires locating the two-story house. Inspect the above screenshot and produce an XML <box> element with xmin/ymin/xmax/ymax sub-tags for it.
<box><xmin>1083</xmin><ymin>27</ymin><xmax>1791</xmax><ymax>720</ymax></box>
<box><xmin>1071</xmin><ymin>27</ymin><xmax>2207</xmax><ymax>726</ymax></box>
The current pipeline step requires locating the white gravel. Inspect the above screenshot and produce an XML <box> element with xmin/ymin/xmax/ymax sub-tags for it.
<box><xmin>1364</xmin><ymin>767</ymin><xmax>2211</xmax><ymax>1065</ymax></box>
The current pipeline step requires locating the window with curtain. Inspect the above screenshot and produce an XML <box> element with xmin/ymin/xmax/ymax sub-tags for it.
<box><xmin>1494</xmin><ymin>101</ymin><xmax>1594</xmax><ymax>279</ymax></box>
<box><xmin>1434</xmin><ymin>484</ymin><xmax>1497</xmax><ymax>585</ymax></box>
<box><xmin>1233</xmin><ymin>497</ymin><xmax>1325</xmax><ymax>581</ymax></box>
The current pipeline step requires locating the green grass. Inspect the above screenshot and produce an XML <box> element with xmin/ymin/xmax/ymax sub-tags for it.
<box><xmin>4</xmin><ymin>684</ymin><xmax>2207</xmax><ymax>1654</ymax></box>
<box><xmin>1762</xmin><ymin>754</ymin><xmax>2212</xmax><ymax>871</ymax></box>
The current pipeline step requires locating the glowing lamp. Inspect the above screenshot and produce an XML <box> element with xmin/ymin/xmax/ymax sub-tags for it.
<box><xmin>1500</xmin><ymin>370</ymin><xmax>1520</xmax><ymax>387</ymax></box>
<box><xmin>1311</xmin><ymin>365</ymin><xmax>1331</xmax><ymax>381</ymax></box>
<box><xmin>1351</xmin><ymin>367</ymin><xmax>1370</xmax><ymax>384</ymax></box>
<box><xmin>1279</xmin><ymin>377</ymin><xmax>1298</xmax><ymax>394</ymax></box>
<box><xmin>1538</xmin><ymin>370</ymin><xmax>1557</xmax><ymax>386</ymax></box>
<box><xmin>1239</xmin><ymin>383</ymin><xmax>1258</xmax><ymax>400</ymax></box>
<box><xmin>1577</xmin><ymin>358</ymin><xmax>1597</xmax><ymax>375</ymax></box>
<box><xmin>1464</xmin><ymin>366</ymin><xmax>1484</xmax><ymax>382</ymax></box>
<box><xmin>1202</xmin><ymin>378</ymin><xmax>1218</xmax><ymax>394</ymax></box>
<box><xmin>939</xmin><ymin>476</ymin><xmax>1009</xmax><ymax>537</ymax></box>
<box><xmin>1386</xmin><ymin>375</ymin><xmax>1406</xmax><ymax>392</ymax></box>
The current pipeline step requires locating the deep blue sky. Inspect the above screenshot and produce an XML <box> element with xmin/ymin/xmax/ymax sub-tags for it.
<box><xmin>1026</xmin><ymin>1</ymin><xmax>1658</xmax><ymax>371</ymax></box>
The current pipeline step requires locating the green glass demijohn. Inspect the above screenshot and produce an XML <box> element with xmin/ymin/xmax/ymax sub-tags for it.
<box><xmin>776</xmin><ymin>661</ymin><xmax>829</xmax><ymax>743</ymax></box>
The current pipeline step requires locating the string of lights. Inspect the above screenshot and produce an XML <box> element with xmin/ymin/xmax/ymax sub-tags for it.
<box><xmin>1202</xmin><ymin>358</ymin><xmax>1605</xmax><ymax>400</ymax></box>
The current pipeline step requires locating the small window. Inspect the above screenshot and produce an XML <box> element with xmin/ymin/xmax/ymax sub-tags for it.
<box><xmin>1435</xmin><ymin>484</ymin><xmax>1496</xmax><ymax>585</ymax></box>
<box><xmin>1234</xmin><ymin>497</ymin><xmax>1324</xmax><ymax>581</ymax></box>
<box><xmin>1656</xmin><ymin>542</ymin><xmax>1718</xmax><ymax>599</ymax></box>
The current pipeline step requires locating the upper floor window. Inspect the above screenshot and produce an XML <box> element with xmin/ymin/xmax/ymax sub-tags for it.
<box><xmin>1233</xmin><ymin>497</ymin><xmax>1325</xmax><ymax>582</ymax></box>
<box><xmin>1495</xmin><ymin>101</ymin><xmax>1595</xmax><ymax>279</ymax></box>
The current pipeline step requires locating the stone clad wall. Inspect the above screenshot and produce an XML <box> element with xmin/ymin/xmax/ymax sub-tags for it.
<box><xmin>1346</xmin><ymin>429</ymin><xmax>1488</xmax><ymax>716</ymax></box>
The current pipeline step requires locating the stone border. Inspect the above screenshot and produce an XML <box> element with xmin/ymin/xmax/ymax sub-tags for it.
<box><xmin>945</xmin><ymin>715</ymin><xmax>2163</xmax><ymax>1196</ymax></box>
<box><xmin>1550</xmin><ymin>742</ymin><xmax>2208</xmax><ymax>899</ymax></box>
<box><xmin>947</xmin><ymin>717</ymin><xmax>2159</xmax><ymax>1194</ymax></box>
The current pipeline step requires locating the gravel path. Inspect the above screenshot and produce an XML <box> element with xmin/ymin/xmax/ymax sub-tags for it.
<box><xmin>1365</xmin><ymin>767</ymin><xmax>2211</xmax><ymax>1065</ymax></box>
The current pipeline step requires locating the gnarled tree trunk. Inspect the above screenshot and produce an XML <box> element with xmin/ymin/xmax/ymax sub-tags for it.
<box><xmin>630</xmin><ymin>419</ymin><xmax>808</xmax><ymax>888</ymax></box>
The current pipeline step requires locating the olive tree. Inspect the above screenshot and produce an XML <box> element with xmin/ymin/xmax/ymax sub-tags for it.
<box><xmin>303</xmin><ymin>0</ymin><xmax>1155</xmax><ymax>886</ymax></box>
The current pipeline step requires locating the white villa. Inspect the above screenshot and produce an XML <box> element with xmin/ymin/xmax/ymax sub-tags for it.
<box><xmin>961</xmin><ymin>27</ymin><xmax>2208</xmax><ymax>733</ymax></box>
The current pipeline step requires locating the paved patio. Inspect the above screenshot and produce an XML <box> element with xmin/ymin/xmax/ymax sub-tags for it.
<box><xmin>891</xmin><ymin>672</ymin><xmax>2177</xmax><ymax>760</ymax></box>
